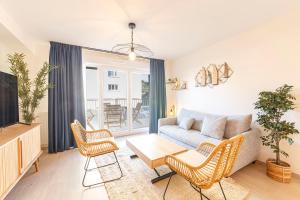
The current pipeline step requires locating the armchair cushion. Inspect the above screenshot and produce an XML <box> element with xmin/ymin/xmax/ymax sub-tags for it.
<box><xmin>201</xmin><ymin>116</ymin><xmax>227</xmax><ymax>139</ymax></box>
<box><xmin>179</xmin><ymin>117</ymin><xmax>195</xmax><ymax>130</ymax></box>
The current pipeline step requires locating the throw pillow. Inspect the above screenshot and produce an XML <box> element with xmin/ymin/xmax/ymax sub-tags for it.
<box><xmin>201</xmin><ymin>116</ymin><xmax>227</xmax><ymax>139</ymax></box>
<box><xmin>191</xmin><ymin>120</ymin><xmax>203</xmax><ymax>131</ymax></box>
<box><xmin>224</xmin><ymin>114</ymin><xmax>252</xmax><ymax>138</ymax></box>
<box><xmin>179</xmin><ymin>117</ymin><xmax>195</xmax><ymax>130</ymax></box>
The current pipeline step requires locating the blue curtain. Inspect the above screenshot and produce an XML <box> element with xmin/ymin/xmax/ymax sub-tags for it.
<box><xmin>48</xmin><ymin>42</ymin><xmax>86</xmax><ymax>153</ymax></box>
<box><xmin>149</xmin><ymin>59</ymin><xmax>166</xmax><ymax>133</ymax></box>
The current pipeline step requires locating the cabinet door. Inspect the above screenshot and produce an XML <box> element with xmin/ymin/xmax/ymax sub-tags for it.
<box><xmin>20</xmin><ymin>126</ymin><xmax>41</xmax><ymax>171</ymax></box>
<box><xmin>0</xmin><ymin>140</ymin><xmax>19</xmax><ymax>198</ymax></box>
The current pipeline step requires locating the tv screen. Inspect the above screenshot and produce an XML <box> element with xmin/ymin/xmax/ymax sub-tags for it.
<box><xmin>0</xmin><ymin>71</ymin><xmax>19</xmax><ymax>127</ymax></box>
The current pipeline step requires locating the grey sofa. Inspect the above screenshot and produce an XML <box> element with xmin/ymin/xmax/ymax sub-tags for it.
<box><xmin>158</xmin><ymin>108</ymin><xmax>261</xmax><ymax>174</ymax></box>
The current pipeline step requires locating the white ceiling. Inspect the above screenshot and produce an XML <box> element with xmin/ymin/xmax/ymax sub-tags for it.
<box><xmin>0</xmin><ymin>0</ymin><xmax>300</xmax><ymax>59</ymax></box>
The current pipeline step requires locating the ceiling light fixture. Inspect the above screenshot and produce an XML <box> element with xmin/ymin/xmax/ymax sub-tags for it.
<box><xmin>112</xmin><ymin>22</ymin><xmax>153</xmax><ymax>60</ymax></box>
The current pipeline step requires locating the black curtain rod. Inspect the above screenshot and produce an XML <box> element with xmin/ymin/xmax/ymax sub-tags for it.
<box><xmin>82</xmin><ymin>46</ymin><xmax>151</xmax><ymax>60</ymax></box>
<box><xmin>50</xmin><ymin>41</ymin><xmax>153</xmax><ymax>60</ymax></box>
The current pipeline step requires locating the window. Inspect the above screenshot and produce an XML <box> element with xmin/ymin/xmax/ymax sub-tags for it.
<box><xmin>108</xmin><ymin>70</ymin><xmax>118</xmax><ymax>77</ymax></box>
<box><xmin>108</xmin><ymin>84</ymin><xmax>119</xmax><ymax>91</ymax></box>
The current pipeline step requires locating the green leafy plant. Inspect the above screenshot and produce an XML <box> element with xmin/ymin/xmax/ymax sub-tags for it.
<box><xmin>254</xmin><ymin>84</ymin><xmax>299</xmax><ymax>165</ymax></box>
<box><xmin>8</xmin><ymin>53</ymin><xmax>55</xmax><ymax>124</ymax></box>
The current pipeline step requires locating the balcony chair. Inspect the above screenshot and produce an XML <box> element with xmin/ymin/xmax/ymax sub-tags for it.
<box><xmin>70</xmin><ymin>120</ymin><xmax>123</xmax><ymax>187</ymax></box>
<box><xmin>132</xmin><ymin>102</ymin><xmax>142</xmax><ymax>124</ymax></box>
<box><xmin>86</xmin><ymin>109</ymin><xmax>96</xmax><ymax>130</ymax></box>
<box><xmin>104</xmin><ymin>104</ymin><xmax>123</xmax><ymax>128</ymax></box>
<box><xmin>163</xmin><ymin>134</ymin><xmax>244</xmax><ymax>200</ymax></box>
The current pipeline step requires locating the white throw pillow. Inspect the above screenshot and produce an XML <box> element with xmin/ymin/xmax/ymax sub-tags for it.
<box><xmin>224</xmin><ymin>114</ymin><xmax>252</xmax><ymax>138</ymax></box>
<box><xmin>191</xmin><ymin>120</ymin><xmax>203</xmax><ymax>131</ymax></box>
<box><xmin>201</xmin><ymin>116</ymin><xmax>227</xmax><ymax>139</ymax></box>
<box><xmin>179</xmin><ymin>117</ymin><xmax>195</xmax><ymax>130</ymax></box>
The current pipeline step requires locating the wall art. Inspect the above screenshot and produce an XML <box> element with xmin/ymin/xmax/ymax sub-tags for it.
<box><xmin>195</xmin><ymin>62</ymin><xmax>233</xmax><ymax>87</ymax></box>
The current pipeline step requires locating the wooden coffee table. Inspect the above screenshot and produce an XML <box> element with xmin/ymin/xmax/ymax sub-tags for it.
<box><xmin>126</xmin><ymin>134</ymin><xmax>186</xmax><ymax>183</ymax></box>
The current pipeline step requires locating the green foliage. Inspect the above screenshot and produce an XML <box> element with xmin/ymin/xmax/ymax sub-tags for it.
<box><xmin>254</xmin><ymin>84</ymin><xmax>299</xmax><ymax>165</ymax></box>
<box><xmin>141</xmin><ymin>75</ymin><xmax>150</xmax><ymax>105</ymax></box>
<box><xmin>8</xmin><ymin>53</ymin><xmax>55</xmax><ymax>124</ymax></box>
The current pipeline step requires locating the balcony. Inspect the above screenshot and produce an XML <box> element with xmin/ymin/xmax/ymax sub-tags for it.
<box><xmin>86</xmin><ymin>98</ymin><xmax>150</xmax><ymax>132</ymax></box>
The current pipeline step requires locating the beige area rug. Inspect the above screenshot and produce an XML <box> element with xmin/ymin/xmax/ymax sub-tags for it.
<box><xmin>95</xmin><ymin>147</ymin><xmax>249</xmax><ymax>200</ymax></box>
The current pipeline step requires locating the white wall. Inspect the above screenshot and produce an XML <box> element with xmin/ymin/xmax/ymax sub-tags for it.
<box><xmin>164</xmin><ymin>60</ymin><xmax>175</xmax><ymax>116</ymax></box>
<box><xmin>168</xmin><ymin>13</ymin><xmax>300</xmax><ymax>174</ymax></box>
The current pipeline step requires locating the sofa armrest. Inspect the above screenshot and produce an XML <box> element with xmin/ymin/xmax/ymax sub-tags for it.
<box><xmin>241</xmin><ymin>128</ymin><xmax>261</xmax><ymax>156</ymax></box>
<box><xmin>158</xmin><ymin>117</ymin><xmax>177</xmax><ymax>128</ymax></box>
<box><xmin>230</xmin><ymin>127</ymin><xmax>261</xmax><ymax>174</ymax></box>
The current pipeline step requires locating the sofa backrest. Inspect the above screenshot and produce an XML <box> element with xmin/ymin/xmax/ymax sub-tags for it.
<box><xmin>224</xmin><ymin>114</ymin><xmax>252</xmax><ymax>138</ymax></box>
<box><xmin>177</xmin><ymin>108</ymin><xmax>252</xmax><ymax>138</ymax></box>
<box><xmin>177</xmin><ymin>108</ymin><xmax>221</xmax><ymax>131</ymax></box>
<box><xmin>177</xmin><ymin>108</ymin><xmax>220</xmax><ymax>123</ymax></box>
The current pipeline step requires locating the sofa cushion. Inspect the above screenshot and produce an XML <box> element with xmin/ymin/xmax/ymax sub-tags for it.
<box><xmin>224</xmin><ymin>114</ymin><xmax>252</xmax><ymax>138</ymax></box>
<box><xmin>179</xmin><ymin>117</ymin><xmax>194</xmax><ymax>130</ymax></box>
<box><xmin>191</xmin><ymin>120</ymin><xmax>203</xmax><ymax>131</ymax></box>
<box><xmin>201</xmin><ymin>116</ymin><xmax>227</xmax><ymax>139</ymax></box>
<box><xmin>159</xmin><ymin>125</ymin><xmax>221</xmax><ymax>148</ymax></box>
<box><xmin>177</xmin><ymin>108</ymin><xmax>220</xmax><ymax>131</ymax></box>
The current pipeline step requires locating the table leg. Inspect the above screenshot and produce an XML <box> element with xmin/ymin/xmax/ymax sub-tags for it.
<box><xmin>130</xmin><ymin>154</ymin><xmax>138</xmax><ymax>159</ymax></box>
<box><xmin>34</xmin><ymin>158</ymin><xmax>40</xmax><ymax>172</ymax></box>
<box><xmin>151</xmin><ymin>169</ymin><xmax>176</xmax><ymax>184</ymax></box>
<box><xmin>129</xmin><ymin>154</ymin><xmax>176</xmax><ymax>184</ymax></box>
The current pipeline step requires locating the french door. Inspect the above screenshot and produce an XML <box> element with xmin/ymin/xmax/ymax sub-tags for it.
<box><xmin>85</xmin><ymin>66</ymin><xmax>150</xmax><ymax>135</ymax></box>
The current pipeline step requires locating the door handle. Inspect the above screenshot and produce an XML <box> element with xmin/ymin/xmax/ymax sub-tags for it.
<box><xmin>17</xmin><ymin>138</ymin><xmax>23</xmax><ymax>175</ymax></box>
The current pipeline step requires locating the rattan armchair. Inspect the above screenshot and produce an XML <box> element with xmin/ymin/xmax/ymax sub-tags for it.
<box><xmin>70</xmin><ymin>120</ymin><xmax>123</xmax><ymax>187</ymax></box>
<box><xmin>163</xmin><ymin>135</ymin><xmax>244</xmax><ymax>200</ymax></box>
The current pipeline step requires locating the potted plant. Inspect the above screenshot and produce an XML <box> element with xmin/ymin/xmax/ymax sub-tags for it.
<box><xmin>254</xmin><ymin>84</ymin><xmax>299</xmax><ymax>183</ymax></box>
<box><xmin>8</xmin><ymin>53</ymin><xmax>56</xmax><ymax>124</ymax></box>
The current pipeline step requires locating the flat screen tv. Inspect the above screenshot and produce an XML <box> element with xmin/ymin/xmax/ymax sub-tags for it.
<box><xmin>0</xmin><ymin>71</ymin><xmax>19</xmax><ymax>127</ymax></box>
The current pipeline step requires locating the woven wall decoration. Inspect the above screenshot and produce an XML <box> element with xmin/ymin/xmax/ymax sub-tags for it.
<box><xmin>195</xmin><ymin>62</ymin><xmax>233</xmax><ymax>87</ymax></box>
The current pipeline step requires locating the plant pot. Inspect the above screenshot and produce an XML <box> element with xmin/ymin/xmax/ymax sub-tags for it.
<box><xmin>266</xmin><ymin>159</ymin><xmax>291</xmax><ymax>183</ymax></box>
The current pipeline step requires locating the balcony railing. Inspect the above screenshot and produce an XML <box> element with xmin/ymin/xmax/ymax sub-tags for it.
<box><xmin>86</xmin><ymin>98</ymin><xmax>150</xmax><ymax>131</ymax></box>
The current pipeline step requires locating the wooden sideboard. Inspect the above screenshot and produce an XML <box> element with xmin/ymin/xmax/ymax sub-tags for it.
<box><xmin>0</xmin><ymin>124</ymin><xmax>42</xmax><ymax>200</ymax></box>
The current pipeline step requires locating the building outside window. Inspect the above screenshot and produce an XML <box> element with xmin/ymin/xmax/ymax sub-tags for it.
<box><xmin>108</xmin><ymin>84</ymin><xmax>119</xmax><ymax>91</ymax></box>
<box><xmin>108</xmin><ymin>70</ymin><xmax>118</xmax><ymax>77</ymax></box>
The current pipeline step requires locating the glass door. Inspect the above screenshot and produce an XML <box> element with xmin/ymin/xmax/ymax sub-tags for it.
<box><xmin>85</xmin><ymin>66</ymin><xmax>100</xmax><ymax>130</ymax></box>
<box><xmin>102</xmin><ymin>68</ymin><xmax>129</xmax><ymax>132</ymax></box>
<box><xmin>85</xmin><ymin>66</ymin><xmax>149</xmax><ymax>134</ymax></box>
<box><xmin>131</xmin><ymin>73</ymin><xmax>150</xmax><ymax>130</ymax></box>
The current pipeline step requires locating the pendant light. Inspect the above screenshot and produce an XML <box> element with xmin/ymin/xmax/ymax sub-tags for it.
<box><xmin>112</xmin><ymin>22</ymin><xmax>153</xmax><ymax>60</ymax></box>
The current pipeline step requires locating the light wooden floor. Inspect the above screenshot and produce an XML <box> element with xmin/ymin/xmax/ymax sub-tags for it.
<box><xmin>5</xmin><ymin>137</ymin><xmax>300</xmax><ymax>200</ymax></box>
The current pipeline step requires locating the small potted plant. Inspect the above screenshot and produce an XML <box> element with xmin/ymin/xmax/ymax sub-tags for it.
<box><xmin>255</xmin><ymin>84</ymin><xmax>299</xmax><ymax>183</ymax></box>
